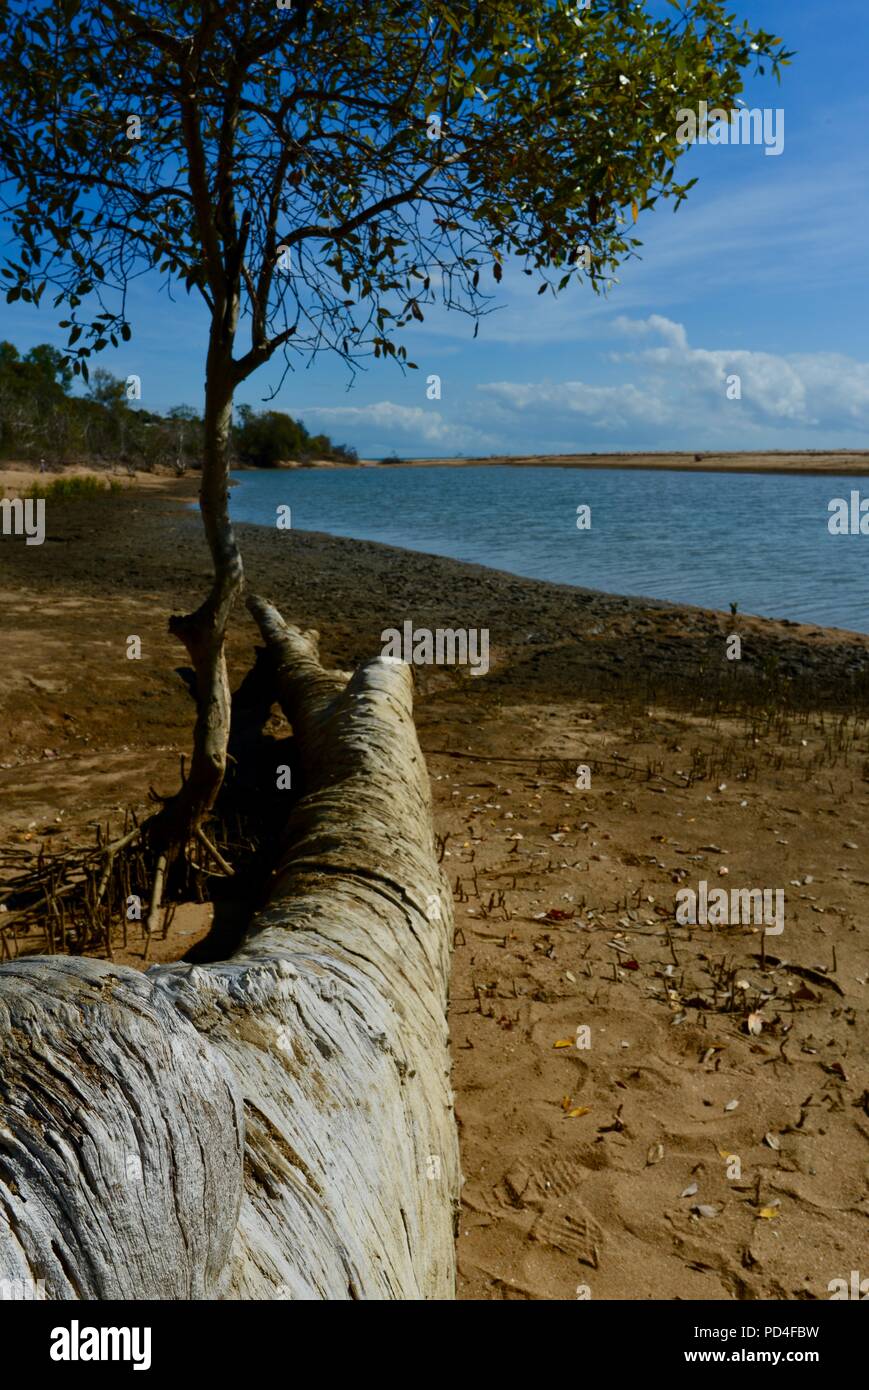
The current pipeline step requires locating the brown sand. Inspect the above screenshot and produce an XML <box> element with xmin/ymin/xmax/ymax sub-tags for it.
<box><xmin>0</xmin><ymin>463</ymin><xmax>180</xmax><ymax>496</ymax></box>
<box><xmin>5</xmin><ymin>450</ymin><xmax>869</xmax><ymax>484</ymax></box>
<box><xmin>368</xmin><ymin>451</ymin><xmax>869</xmax><ymax>475</ymax></box>
<box><xmin>1</xmin><ymin>472</ymin><xmax>867</xmax><ymax>1301</ymax></box>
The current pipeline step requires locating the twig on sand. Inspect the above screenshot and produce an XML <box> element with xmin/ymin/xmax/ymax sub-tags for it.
<box><xmin>195</xmin><ymin>828</ymin><xmax>234</xmax><ymax>876</ymax></box>
<box><xmin>95</xmin><ymin>826</ymin><xmax>142</xmax><ymax>904</ymax></box>
<box><xmin>143</xmin><ymin>853</ymin><xmax>167</xmax><ymax>960</ymax></box>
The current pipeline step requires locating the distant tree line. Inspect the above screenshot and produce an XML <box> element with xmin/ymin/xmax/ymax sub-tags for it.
<box><xmin>0</xmin><ymin>341</ymin><xmax>357</xmax><ymax>471</ymax></box>
<box><xmin>233</xmin><ymin>404</ymin><xmax>357</xmax><ymax>468</ymax></box>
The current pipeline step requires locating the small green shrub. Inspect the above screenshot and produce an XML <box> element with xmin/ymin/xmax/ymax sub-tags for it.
<box><xmin>27</xmin><ymin>475</ymin><xmax>120</xmax><ymax>500</ymax></box>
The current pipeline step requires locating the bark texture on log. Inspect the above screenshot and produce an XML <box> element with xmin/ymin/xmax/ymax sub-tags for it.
<box><xmin>0</xmin><ymin>604</ymin><xmax>459</xmax><ymax>1300</ymax></box>
<box><xmin>0</xmin><ymin>956</ymin><xmax>243</xmax><ymax>1299</ymax></box>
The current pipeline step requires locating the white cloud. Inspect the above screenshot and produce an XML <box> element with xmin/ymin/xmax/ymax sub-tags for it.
<box><xmin>473</xmin><ymin>316</ymin><xmax>869</xmax><ymax>449</ymax></box>
<box><xmin>608</xmin><ymin>316</ymin><xmax>812</xmax><ymax>422</ymax></box>
<box><xmin>293</xmin><ymin>399</ymin><xmax>495</xmax><ymax>453</ymax></box>
<box><xmin>481</xmin><ymin>379</ymin><xmax>671</xmax><ymax>429</ymax></box>
<box><xmin>611</xmin><ymin>314</ymin><xmax>688</xmax><ymax>350</ymax></box>
<box><xmin>287</xmin><ymin>320</ymin><xmax>869</xmax><ymax>456</ymax></box>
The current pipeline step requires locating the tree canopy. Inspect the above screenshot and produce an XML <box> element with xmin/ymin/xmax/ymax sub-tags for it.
<box><xmin>0</xmin><ymin>0</ymin><xmax>791</xmax><ymax>848</ymax></box>
<box><xmin>0</xmin><ymin>0</ymin><xmax>790</xmax><ymax>386</ymax></box>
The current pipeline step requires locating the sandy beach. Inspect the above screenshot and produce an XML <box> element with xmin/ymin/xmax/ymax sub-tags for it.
<box><xmin>376</xmin><ymin>451</ymin><xmax>869</xmax><ymax>476</ymax></box>
<box><xmin>1</xmin><ymin>469</ymin><xmax>867</xmax><ymax>1300</ymax></box>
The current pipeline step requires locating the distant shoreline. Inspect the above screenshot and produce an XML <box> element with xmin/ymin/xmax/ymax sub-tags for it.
<box><xmin>357</xmin><ymin>450</ymin><xmax>869</xmax><ymax>476</ymax></box>
<box><xmin>4</xmin><ymin>449</ymin><xmax>869</xmax><ymax>489</ymax></box>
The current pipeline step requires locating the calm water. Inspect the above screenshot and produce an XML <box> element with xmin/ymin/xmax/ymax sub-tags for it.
<box><xmin>228</xmin><ymin>465</ymin><xmax>869</xmax><ymax>634</ymax></box>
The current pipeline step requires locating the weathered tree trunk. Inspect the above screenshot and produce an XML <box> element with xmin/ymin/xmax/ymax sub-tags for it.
<box><xmin>0</xmin><ymin>604</ymin><xmax>460</xmax><ymax>1300</ymax></box>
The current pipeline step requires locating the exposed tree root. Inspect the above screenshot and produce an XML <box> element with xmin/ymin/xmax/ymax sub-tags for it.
<box><xmin>0</xmin><ymin>807</ymin><xmax>252</xmax><ymax>961</ymax></box>
<box><xmin>0</xmin><ymin>638</ymin><xmax>293</xmax><ymax>963</ymax></box>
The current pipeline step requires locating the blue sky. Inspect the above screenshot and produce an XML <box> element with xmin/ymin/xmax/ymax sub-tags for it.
<box><xmin>3</xmin><ymin>0</ymin><xmax>867</xmax><ymax>458</ymax></box>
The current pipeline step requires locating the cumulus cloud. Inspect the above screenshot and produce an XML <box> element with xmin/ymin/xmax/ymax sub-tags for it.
<box><xmin>611</xmin><ymin>314</ymin><xmax>688</xmax><ymax>350</ymax></box>
<box><xmin>288</xmin><ymin>319</ymin><xmax>869</xmax><ymax>456</ymax></box>
<box><xmin>290</xmin><ymin>399</ymin><xmax>495</xmax><ymax>454</ymax></box>
<box><xmin>480</xmin><ymin>379</ymin><xmax>671</xmax><ymax>430</ymax></box>
<box><xmin>474</xmin><ymin>316</ymin><xmax>869</xmax><ymax>449</ymax></box>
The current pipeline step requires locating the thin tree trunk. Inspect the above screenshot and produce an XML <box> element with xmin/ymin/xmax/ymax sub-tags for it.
<box><xmin>156</xmin><ymin>340</ymin><xmax>243</xmax><ymax>850</ymax></box>
<box><xmin>0</xmin><ymin>607</ymin><xmax>460</xmax><ymax>1299</ymax></box>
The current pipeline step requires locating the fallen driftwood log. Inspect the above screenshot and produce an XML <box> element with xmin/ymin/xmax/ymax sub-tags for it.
<box><xmin>0</xmin><ymin>598</ymin><xmax>460</xmax><ymax>1300</ymax></box>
